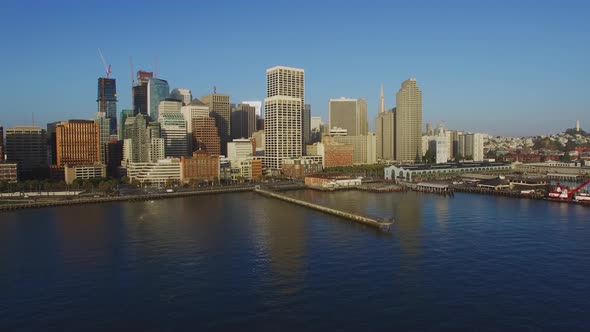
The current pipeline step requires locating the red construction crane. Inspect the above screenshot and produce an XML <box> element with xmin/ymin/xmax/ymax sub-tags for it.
<box><xmin>98</xmin><ymin>48</ymin><xmax>111</xmax><ymax>78</ymax></box>
<box><xmin>568</xmin><ymin>178</ymin><xmax>590</xmax><ymax>199</ymax></box>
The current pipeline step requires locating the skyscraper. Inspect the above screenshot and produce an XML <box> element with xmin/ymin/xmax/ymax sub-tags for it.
<box><xmin>0</xmin><ymin>125</ymin><xmax>4</xmax><ymax>161</ymax></box>
<box><xmin>55</xmin><ymin>120</ymin><xmax>100</xmax><ymax>166</ymax></box>
<box><xmin>242</xmin><ymin>101</ymin><xmax>262</xmax><ymax>118</ymax></box>
<box><xmin>132</xmin><ymin>70</ymin><xmax>153</xmax><ymax>116</ymax></box>
<box><xmin>119</xmin><ymin>109</ymin><xmax>134</xmax><ymax>140</ymax></box>
<box><xmin>395</xmin><ymin>78</ymin><xmax>422</xmax><ymax>162</ymax></box>
<box><xmin>94</xmin><ymin>112</ymin><xmax>111</xmax><ymax>164</ymax></box>
<box><xmin>192</xmin><ymin>116</ymin><xmax>221</xmax><ymax>156</ymax></box>
<box><xmin>379</xmin><ymin>84</ymin><xmax>385</xmax><ymax>114</ymax></box>
<box><xmin>170</xmin><ymin>88</ymin><xmax>192</xmax><ymax>106</ymax></box>
<box><xmin>5</xmin><ymin>126</ymin><xmax>48</xmax><ymax>180</ymax></box>
<box><xmin>158</xmin><ymin>99</ymin><xmax>188</xmax><ymax>158</ymax></box>
<box><xmin>375</xmin><ymin>108</ymin><xmax>395</xmax><ymax>161</ymax></box>
<box><xmin>97</xmin><ymin>77</ymin><xmax>118</xmax><ymax>135</ymax></box>
<box><xmin>328</xmin><ymin>97</ymin><xmax>368</xmax><ymax>136</ymax></box>
<box><xmin>202</xmin><ymin>93</ymin><xmax>231</xmax><ymax>156</ymax></box>
<box><xmin>181</xmin><ymin>99</ymin><xmax>210</xmax><ymax>153</ymax></box>
<box><xmin>123</xmin><ymin>114</ymin><xmax>151</xmax><ymax>163</ymax></box>
<box><xmin>302</xmin><ymin>104</ymin><xmax>311</xmax><ymax>153</ymax></box>
<box><xmin>147</xmin><ymin>78</ymin><xmax>170</xmax><ymax>121</ymax></box>
<box><xmin>231</xmin><ymin>103</ymin><xmax>256</xmax><ymax>139</ymax></box>
<box><xmin>264</xmin><ymin>66</ymin><xmax>304</xmax><ymax>171</ymax></box>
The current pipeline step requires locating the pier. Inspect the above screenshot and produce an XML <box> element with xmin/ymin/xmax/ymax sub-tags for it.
<box><xmin>254</xmin><ymin>188</ymin><xmax>393</xmax><ymax>232</ymax></box>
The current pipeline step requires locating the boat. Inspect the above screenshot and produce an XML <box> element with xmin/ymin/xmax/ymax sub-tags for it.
<box><xmin>575</xmin><ymin>192</ymin><xmax>590</xmax><ymax>202</ymax></box>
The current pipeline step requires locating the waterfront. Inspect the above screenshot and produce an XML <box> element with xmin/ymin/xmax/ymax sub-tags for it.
<box><xmin>1</xmin><ymin>191</ymin><xmax>590</xmax><ymax>330</ymax></box>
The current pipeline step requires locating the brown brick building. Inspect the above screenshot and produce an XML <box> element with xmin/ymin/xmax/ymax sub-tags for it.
<box><xmin>282</xmin><ymin>157</ymin><xmax>323</xmax><ymax>178</ymax></box>
<box><xmin>56</xmin><ymin>120</ymin><xmax>101</xmax><ymax>166</ymax></box>
<box><xmin>181</xmin><ymin>150</ymin><xmax>219</xmax><ymax>183</ymax></box>
<box><xmin>192</xmin><ymin>117</ymin><xmax>220</xmax><ymax>156</ymax></box>
<box><xmin>323</xmin><ymin>142</ymin><xmax>353</xmax><ymax>168</ymax></box>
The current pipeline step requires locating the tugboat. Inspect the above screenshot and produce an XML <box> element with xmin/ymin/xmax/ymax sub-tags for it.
<box><xmin>547</xmin><ymin>179</ymin><xmax>590</xmax><ymax>202</ymax></box>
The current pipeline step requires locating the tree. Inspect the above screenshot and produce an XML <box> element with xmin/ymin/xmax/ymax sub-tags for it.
<box><xmin>561</xmin><ymin>152</ymin><xmax>571</xmax><ymax>162</ymax></box>
<box><xmin>423</xmin><ymin>148</ymin><xmax>436</xmax><ymax>164</ymax></box>
<box><xmin>454</xmin><ymin>153</ymin><xmax>464</xmax><ymax>163</ymax></box>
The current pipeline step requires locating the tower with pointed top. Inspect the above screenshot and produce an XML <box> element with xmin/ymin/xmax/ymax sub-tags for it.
<box><xmin>379</xmin><ymin>84</ymin><xmax>385</xmax><ymax>114</ymax></box>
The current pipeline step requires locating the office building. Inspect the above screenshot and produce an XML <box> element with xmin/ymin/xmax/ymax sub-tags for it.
<box><xmin>310</xmin><ymin>116</ymin><xmax>322</xmax><ymax>143</ymax></box>
<box><xmin>119</xmin><ymin>109</ymin><xmax>134</xmax><ymax>140</ymax></box>
<box><xmin>459</xmin><ymin>133</ymin><xmax>485</xmax><ymax>161</ymax></box>
<box><xmin>252</xmin><ymin>130</ymin><xmax>265</xmax><ymax>152</ymax></box>
<box><xmin>106</xmin><ymin>140</ymin><xmax>123</xmax><ymax>178</ymax></box>
<box><xmin>127</xmin><ymin>158</ymin><xmax>182</xmax><ymax>187</ymax></box>
<box><xmin>158</xmin><ymin>99</ymin><xmax>187</xmax><ymax>158</ymax></box>
<box><xmin>0</xmin><ymin>163</ymin><xmax>17</xmax><ymax>182</ymax></box>
<box><xmin>231</xmin><ymin>103</ymin><xmax>256</xmax><ymax>139</ymax></box>
<box><xmin>264</xmin><ymin>66</ymin><xmax>305</xmax><ymax>171</ymax></box>
<box><xmin>65</xmin><ymin>164</ymin><xmax>106</xmax><ymax>184</ymax></box>
<box><xmin>313</xmin><ymin>137</ymin><xmax>354</xmax><ymax>168</ymax></box>
<box><xmin>147</xmin><ymin>78</ymin><xmax>170</xmax><ymax>121</ymax></box>
<box><xmin>97</xmin><ymin>77</ymin><xmax>118</xmax><ymax>135</ymax></box>
<box><xmin>192</xmin><ymin>116</ymin><xmax>220</xmax><ymax>156</ymax></box>
<box><xmin>0</xmin><ymin>125</ymin><xmax>3</xmax><ymax>161</ymax></box>
<box><xmin>331</xmin><ymin>134</ymin><xmax>377</xmax><ymax>165</ymax></box>
<box><xmin>328</xmin><ymin>97</ymin><xmax>368</xmax><ymax>136</ymax></box>
<box><xmin>180</xmin><ymin>150</ymin><xmax>220</xmax><ymax>183</ymax></box>
<box><xmin>181</xmin><ymin>99</ymin><xmax>210</xmax><ymax>136</ymax></box>
<box><xmin>376</xmin><ymin>107</ymin><xmax>395</xmax><ymax>161</ymax></box>
<box><xmin>94</xmin><ymin>112</ymin><xmax>111</xmax><ymax>164</ymax></box>
<box><xmin>55</xmin><ymin>120</ymin><xmax>101</xmax><ymax>167</ymax></box>
<box><xmin>395</xmin><ymin>78</ymin><xmax>422</xmax><ymax>162</ymax></box>
<box><xmin>435</xmin><ymin>125</ymin><xmax>450</xmax><ymax>164</ymax></box>
<box><xmin>123</xmin><ymin>114</ymin><xmax>151</xmax><ymax>163</ymax></box>
<box><xmin>227</xmin><ymin>138</ymin><xmax>254</xmax><ymax>164</ymax></box>
<box><xmin>282</xmin><ymin>157</ymin><xmax>323</xmax><ymax>178</ymax></box>
<box><xmin>242</xmin><ymin>101</ymin><xmax>262</xmax><ymax>118</ymax></box>
<box><xmin>149</xmin><ymin>138</ymin><xmax>165</xmax><ymax>162</ymax></box>
<box><xmin>302</xmin><ymin>104</ymin><xmax>311</xmax><ymax>154</ymax></box>
<box><xmin>170</xmin><ymin>88</ymin><xmax>192</xmax><ymax>106</ymax></box>
<box><xmin>132</xmin><ymin>70</ymin><xmax>153</xmax><ymax>116</ymax></box>
<box><xmin>5</xmin><ymin>126</ymin><xmax>48</xmax><ymax>180</ymax></box>
<box><xmin>202</xmin><ymin>93</ymin><xmax>231</xmax><ymax>155</ymax></box>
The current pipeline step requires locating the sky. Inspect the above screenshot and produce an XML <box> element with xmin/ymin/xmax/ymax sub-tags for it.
<box><xmin>0</xmin><ymin>0</ymin><xmax>588</xmax><ymax>136</ymax></box>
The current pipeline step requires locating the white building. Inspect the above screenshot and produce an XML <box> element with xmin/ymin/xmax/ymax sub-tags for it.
<box><xmin>311</xmin><ymin>117</ymin><xmax>322</xmax><ymax>132</ymax></box>
<box><xmin>181</xmin><ymin>99</ymin><xmax>210</xmax><ymax>134</ymax></box>
<box><xmin>64</xmin><ymin>164</ymin><xmax>106</xmax><ymax>184</ymax></box>
<box><xmin>459</xmin><ymin>133</ymin><xmax>485</xmax><ymax>161</ymax></box>
<box><xmin>127</xmin><ymin>158</ymin><xmax>182</xmax><ymax>187</ymax></box>
<box><xmin>329</xmin><ymin>127</ymin><xmax>348</xmax><ymax>136</ymax></box>
<box><xmin>227</xmin><ymin>138</ymin><xmax>253</xmax><ymax>164</ymax></box>
<box><xmin>159</xmin><ymin>99</ymin><xmax>188</xmax><ymax>158</ymax></box>
<box><xmin>252</xmin><ymin>130</ymin><xmax>265</xmax><ymax>152</ymax></box>
<box><xmin>264</xmin><ymin>66</ymin><xmax>305</xmax><ymax>171</ymax></box>
<box><xmin>435</xmin><ymin>125</ymin><xmax>449</xmax><ymax>164</ymax></box>
<box><xmin>149</xmin><ymin>138</ymin><xmax>165</xmax><ymax>162</ymax></box>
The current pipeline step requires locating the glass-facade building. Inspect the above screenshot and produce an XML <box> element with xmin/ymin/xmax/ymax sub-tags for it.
<box><xmin>148</xmin><ymin>78</ymin><xmax>170</xmax><ymax>121</ymax></box>
<box><xmin>97</xmin><ymin>78</ymin><xmax>118</xmax><ymax>135</ymax></box>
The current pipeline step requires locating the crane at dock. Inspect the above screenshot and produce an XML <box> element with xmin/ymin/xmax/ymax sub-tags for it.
<box><xmin>548</xmin><ymin>178</ymin><xmax>590</xmax><ymax>202</ymax></box>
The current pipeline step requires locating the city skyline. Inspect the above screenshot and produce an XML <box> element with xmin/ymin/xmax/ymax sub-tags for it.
<box><xmin>1</xmin><ymin>1</ymin><xmax>588</xmax><ymax>136</ymax></box>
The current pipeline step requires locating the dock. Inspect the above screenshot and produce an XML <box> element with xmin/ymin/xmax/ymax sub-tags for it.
<box><xmin>254</xmin><ymin>188</ymin><xmax>393</xmax><ymax>232</ymax></box>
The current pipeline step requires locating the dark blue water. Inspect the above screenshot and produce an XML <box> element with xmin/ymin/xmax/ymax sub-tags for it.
<box><xmin>1</xmin><ymin>191</ymin><xmax>590</xmax><ymax>331</ymax></box>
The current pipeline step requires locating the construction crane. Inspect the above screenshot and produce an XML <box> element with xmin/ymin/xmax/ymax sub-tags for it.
<box><xmin>548</xmin><ymin>178</ymin><xmax>590</xmax><ymax>201</ymax></box>
<box><xmin>98</xmin><ymin>48</ymin><xmax>112</xmax><ymax>78</ymax></box>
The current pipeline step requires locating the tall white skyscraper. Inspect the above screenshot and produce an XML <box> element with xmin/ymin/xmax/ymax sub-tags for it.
<box><xmin>263</xmin><ymin>66</ymin><xmax>304</xmax><ymax>171</ymax></box>
<box><xmin>158</xmin><ymin>99</ymin><xmax>188</xmax><ymax>158</ymax></box>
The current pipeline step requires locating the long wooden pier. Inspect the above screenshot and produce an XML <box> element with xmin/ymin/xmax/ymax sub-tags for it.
<box><xmin>254</xmin><ymin>188</ymin><xmax>393</xmax><ymax>232</ymax></box>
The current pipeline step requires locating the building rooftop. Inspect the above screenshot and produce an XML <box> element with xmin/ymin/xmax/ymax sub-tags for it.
<box><xmin>188</xmin><ymin>98</ymin><xmax>206</xmax><ymax>106</ymax></box>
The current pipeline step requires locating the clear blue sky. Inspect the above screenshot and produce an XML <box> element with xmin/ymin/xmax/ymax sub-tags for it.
<box><xmin>0</xmin><ymin>0</ymin><xmax>588</xmax><ymax>136</ymax></box>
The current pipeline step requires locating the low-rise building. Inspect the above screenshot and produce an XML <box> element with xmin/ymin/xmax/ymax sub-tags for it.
<box><xmin>385</xmin><ymin>162</ymin><xmax>513</xmax><ymax>182</ymax></box>
<box><xmin>304</xmin><ymin>173</ymin><xmax>361</xmax><ymax>188</ymax></box>
<box><xmin>282</xmin><ymin>157</ymin><xmax>323</xmax><ymax>178</ymax></box>
<box><xmin>127</xmin><ymin>158</ymin><xmax>182</xmax><ymax>187</ymax></box>
<box><xmin>0</xmin><ymin>163</ymin><xmax>18</xmax><ymax>183</ymax></box>
<box><xmin>330</xmin><ymin>134</ymin><xmax>376</xmax><ymax>165</ymax></box>
<box><xmin>64</xmin><ymin>164</ymin><xmax>106</xmax><ymax>184</ymax></box>
<box><xmin>515</xmin><ymin>161</ymin><xmax>590</xmax><ymax>176</ymax></box>
<box><xmin>180</xmin><ymin>150</ymin><xmax>219</xmax><ymax>183</ymax></box>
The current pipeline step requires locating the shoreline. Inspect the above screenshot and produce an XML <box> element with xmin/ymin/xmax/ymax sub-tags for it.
<box><xmin>0</xmin><ymin>186</ymin><xmax>254</xmax><ymax>212</ymax></box>
<box><xmin>2</xmin><ymin>183</ymin><xmax>589</xmax><ymax>212</ymax></box>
